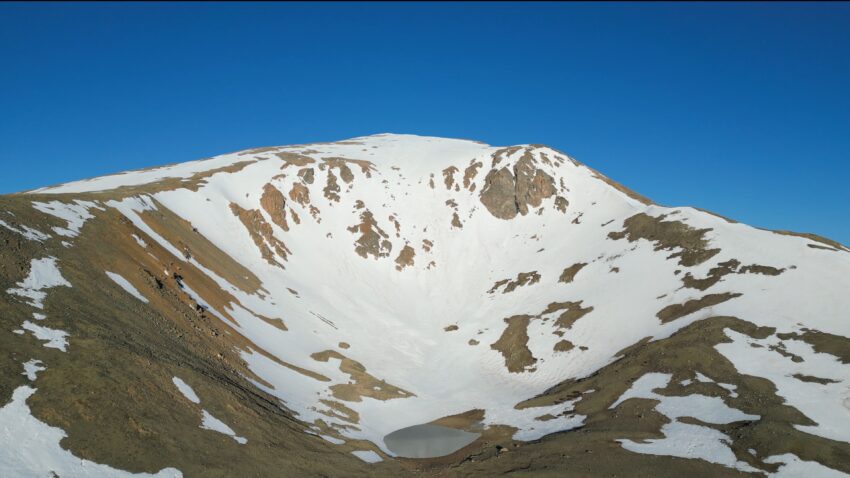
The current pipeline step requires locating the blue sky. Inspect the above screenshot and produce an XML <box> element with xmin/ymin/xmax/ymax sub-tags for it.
<box><xmin>1</xmin><ymin>2</ymin><xmax>848</xmax><ymax>243</ymax></box>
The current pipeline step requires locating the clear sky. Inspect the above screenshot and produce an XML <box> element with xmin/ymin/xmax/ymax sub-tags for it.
<box><xmin>1</xmin><ymin>2</ymin><xmax>848</xmax><ymax>243</ymax></box>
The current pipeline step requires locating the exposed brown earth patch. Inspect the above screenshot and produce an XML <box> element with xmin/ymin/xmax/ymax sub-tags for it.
<box><xmin>555</xmin><ymin>196</ymin><xmax>569</xmax><ymax>213</ymax></box>
<box><xmin>479</xmin><ymin>150</ymin><xmax>557</xmax><ymax>220</ymax></box>
<box><xmin>257</xmin><ymin>314</ymin><xmax>288</xmax><ymax>331</ymax></box>
<box><xmin>489</xmin><ymin>146</ymin><xmax>523</xmax><ymax>167</ymax></box>
<box><xmin>238</xmin><ymin>146</ymin><xmax>281</xmax><ymax>156</ymax></box>
<box><xmin>310</xmin><ymin>350</ymin><xmax>414</xmax><ymax>402</ymax></box>
<box><xmin>260</xmin><ymin>184</ymin><xmax>289</xmax><ymax>231</ymax></box>
<box><xmin>462</xmin><ymin>160</ymin><xmax>483</xmax><ymax>190</ymax></box>
<box><xmin>318</xmin><ymin>399</ymin><xmax>361</xmax><ymax>425</ymax></box>
<box><xmin>451</xmin><ymin>212</ymin><xmax>463</xmax><ymax>229</ymax></box>
<box><xmin>682</xmin><ymin>259</ymin><xmax>741</xmax><ymax>290</ymax></box>
<box><xmin>776</xmin><ymin>329</ymin><xmax>850</xmax><ymax>364</ymax></box>
<box><xmin>490</xmin><ymin>300</ymin><xmax>594</xmax><ymax>373</ymax></box>
<box><xmin>808</xmin><ymin>243</ymin><xmax>841</xmax><ymax>251</ymax></box>
<box><xmin>229</xmin><ymin>203</ymin><xmax>291</xmax><ymax>266</ymax></box>
<box><xmin>542</xmin><ymin>301</ymin><xmax>595</xmax><ymax>330</ymax></box>
<box><xmin>608</xmin><ymin>213</ymin><xmax>720</xmax><ymax>267</ymax></box>
<box><xmin>388</xmin><ymin>215</ymin><xmax>401</xmax><ymax>237</ymax></box>
<box><xmin>297</xmin><ymin>167</ymin><xmax>314</xmax><ymax>184</ymax></box>
<box><xmin>288</xmin><ymin>183</ymin><xmax>310</xmax><ymax>207</ymax></box>
<box><xmin>490</xmin><ymin>315</ymin><xmax>537</xmax><ymax>373</ymax></box>
<box><xmin>429</xmin><ymin>409</ymin><xmax>485</xmax><ymax>431</ymax></box>
<box><xmin>558</xmin><ymin>263</ymin><xmax>586</xmax><ymax>283</ymax></box>
<box><xmin>771</xmin><ymin>229</ymin><xmax>849</xmax><ymax>252</ymax></box>
<box><xmin>319</xmin><ymin>158</ymin><xmax>354</xmax><ymax>184</ymax></box>
<box><xmin>394</xmin><ymin>245</ymin><xmax>415</xmax><ymax>271</ymax></box>
<box><xmin>323</xmin><ymin>170</ymin><xmax>341</xmax><ymax>202</ymax></box>
<box><xmin>308</xmin><ymin>205</ymin><xmax>321</xmax><ymax>223</ymax></box>
<box><xmin>275</xmin><ymin>152</ymin><xmax>316</xmax><ymax>167</ymax></box>
<box><xmin>739</xmin><ymin>264</ymin><xmax>784</xmax><ymax>275</ymax></box>
<box><xmin>347</xmin><ymin>210</ymin><xmax>393</xmax><ymax>259</ymax></box>
<box><xmin>321</xmin><ymin>157</ymin><xmax>375</xmax><ymax>178</ymax></box>
<box><xmin>442</xmin><ymin>166</ymin><xmax>459</xmax><ymax>190</ymax></box>
<box><xmin>488</xmin><ymin>271</ymin><xmax>541</xmax><ymax>294</ymax></box>
<box><xmin>792</xmin><ymin>374</ymin><xmax>839</xmax><ymax>385</ymax></box>
<box><xmin>656</xmin><ymin>293</ymin><xmax>742</xmax><ymax>323</ymax></box>
<box><xmin>682</xmin><ymin>259</ymin><xmax>785</xmax><ymax>290</ymax></box>
<box><xmin>288</xmin><ymin>208</ymin><xmax>300</xmax><ymax>225</ymax></box>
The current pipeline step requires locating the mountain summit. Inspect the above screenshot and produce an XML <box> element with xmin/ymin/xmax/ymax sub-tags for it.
<box><xmin>2</xmin><ymin>134</ymin><xmax>849</xmax><ymax>477</ymax></box>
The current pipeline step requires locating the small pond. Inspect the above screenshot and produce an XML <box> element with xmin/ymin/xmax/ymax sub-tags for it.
<box><xmin>383</xmin><ymin>423</ymin><xmax>480</xmax><ymax>459</ymax></box>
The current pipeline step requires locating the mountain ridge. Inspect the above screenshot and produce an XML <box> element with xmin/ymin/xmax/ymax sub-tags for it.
<box><xmin>20</xmin><ymin>132</ymin><xmax>843</xmax><ymax>250</ymax></box>
<box><xmin>1</xmin><ymin>134</ymin><xmax>849</xmax><ymax>477</ymax></box>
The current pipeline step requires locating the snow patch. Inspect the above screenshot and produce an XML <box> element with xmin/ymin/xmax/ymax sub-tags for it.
<box><xmin>7</xmin><ymin>257</ymin><xmax>71</xmax><ymax>309</ymax></box>
<box><xmin>22</xmin><ymin>321</ymin><xmax>69</xmax><ymax>352</ymax></box>
<box><xmin>22</xmin><ymin>360</ymin><xmax>45</xmax><ymax>381</ymax></box>
<box><xmin>620</xmin><ymin>422</ymin><xmax>759</xmax><ymax>473</ymax></box>
<box><xmin>171</xmin><ymin>377</ymin><xmax>246</xmax><ymax>444</ymax></box>
<box><xmin>350</xmin><ymin>450</ymin><xmax>383</xmax><ymax>463</ymax></box>
<box><xmin>31</xmin><ymin>200</ymin><xmax>99</xmax><ymax>237</ymax></box>
<box><xmin>0</xmin><ymin>219</ymin><xmax>50</xmax><ymax>241</ymax></box>
<box><xmin>764</xmin><ymin>453</ymin><xmax>847</xmax><ymax>477</ymax></box>
<box><xmin>106</xmin><ymin>271</ymin><xmax>149</xmax><ymax>303</ymax></box>
<box><xmin>201</xmin><ymin>410</ymin><xmax>247</xmax><ymax>444</ymax></box>
<box><xmin>613</xmin><ymin>372</ymin><xmax>759</xmax><ymax>472</ymax></box>
<box><xmin>172</xmin><ymin>377</ymin><xmax>200</xmax><ymax>404</ymax></box>
<box><xmin>319</xmin><ymin>435</ymin><xmax>345</xmax><ymax>445</ymax></box>
<box><xmin>132</xmin><ymin>234</ymin><xmax>147</xmax><ymax>247</ymax></box>
<box><xmin>717</xmin><ymin>328</ymin><xmax>850</xmax><ymax>444</ymax></box>
<box><xmin>0</xmin><ymin>386</ymin><xmax>183</xmax><ymax>477</ymax></box>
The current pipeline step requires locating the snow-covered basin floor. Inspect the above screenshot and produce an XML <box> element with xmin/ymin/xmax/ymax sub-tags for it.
<box><xmin>132</xmin><ymin>138</ymin><xmax>644</xmax><ymax>454</ymax></box>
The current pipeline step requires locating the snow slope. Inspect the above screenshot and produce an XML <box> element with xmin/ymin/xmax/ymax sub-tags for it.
<box><xmin>8</xmin><ymin>133</ymin><xmax>850</xmax><ymax>475</ymax></box>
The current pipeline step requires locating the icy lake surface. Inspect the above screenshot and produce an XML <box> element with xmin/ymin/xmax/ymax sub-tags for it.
<box><xmin>383</xmin><ymin>424</ymin><xmax>480</xmax><ymax>458</ymax></box>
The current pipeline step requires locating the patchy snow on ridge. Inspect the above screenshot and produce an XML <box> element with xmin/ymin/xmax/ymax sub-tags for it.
<box><xmin>31</xmin><ymin>200</ymin><xmax>100</xmax><ymax>237</ymax></box>
<box><xmin>0</xmin><ymin>218</ymin><xmax>50</xmax><ymax>241</ymax></box>
<box><xmin>29</xmin><ymin>152</ymin><xmax>260</xmax><ymax>195</ymax></box>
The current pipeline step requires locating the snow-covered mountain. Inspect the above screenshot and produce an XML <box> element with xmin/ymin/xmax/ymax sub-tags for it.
<box><xmin>2</xmin><ymin>134</ymin><xmax>849</xmax><ymax>477</ymax></box>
